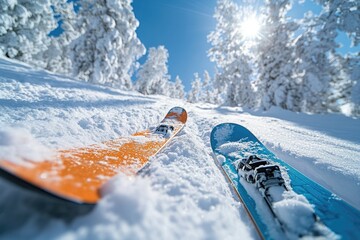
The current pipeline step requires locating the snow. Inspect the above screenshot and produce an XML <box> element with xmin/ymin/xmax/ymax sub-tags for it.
<box><xmin>1</xmin><ymin>57</ymin><xmax>360</xmax><ymax>239</ymax></box>
<box><xmin>273</xmin><ymin>198</ymin><xmax>315</xmax><ymax>234</ymax></box>
<box><xmin>0</xmin><ymin>128</ymin><xmax>53</xmax><ymax>164</ymax></box>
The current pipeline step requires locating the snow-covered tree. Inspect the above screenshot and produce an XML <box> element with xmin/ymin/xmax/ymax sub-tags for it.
<box><xmin>187</xmin><ymin>73</ymin><xmax>202</xmax><ymax>103</ymax></box>
<box><xmin>292</xmin><ymin>1</ymin><xmax>360</xmax><ymax>114</ymax></box>
<box><xmin>255</xmin><ymin>0</ymin><xmax>298</xmax><ymax>111</ymax></box>
<box><xmin>211</xmin><ymin>67</ymin><xmax>226</xmax><ymax>104</ymax></box>
<box><xmin>199</xmin><ymin>70</ymin><xmax>212</xmax><ymax>103</ymax></box>
<box><xmin>208</xmin><ymin>0</ymin><xmax>237</xmax><ymax>106</ymax></box>
<box><xmin>316</xmin><ymin>0</ymin><xmax>360</xmax><ymax>47</ymax></box>
<box><xmin>328</xmin><ymin>53</ymin><xmax>360</xmax><ymax>117</ymax></box>
<box><xmin>0</xmin><ymin>0</ymin><xmax>57</xmax><ymax>67</ymax></box>
<box><xmin>173</xmin><ymin>75</ymin><xmax>185</xmax><ymax>99</ymax></box>
<box><xmin>42</xmin><ymin>0</ymin><xmax>80</xmax><ymax>74</ymax></box>
<box><xmin>165</xmin><ymin>81</ymin><xmax>175</xmax><ymax>98</ymax></box>
<box><xmin>330</xmin><ymin>1</ymin><xmax>360</xmax><ymax>116</ymax></box>
<box><xmin>70</xmin><ymin>0</ymin><xmax>145</xmax><ymax>89</ymax></box>
<box><xmin>350</xmin><ymin>55</ymin><xmax>360</xmax><ymax>114</ymax></box>
<box><xmin>163</xmin><ymin>77</ymin><xmax>185</xmax><ymax>99</ymax></box>
<box><xmin>208</xmin><ymin>0</ymin><xmax>257</xmax><ymax>107</ymax></box>
<box><xmin>293</xmin><ymin>26</ymin><xmax>331</xmax><ymax>112</ymax></box>
<box><xmin>326</xmin><ymin>53</ymin><xmax>353</xmax><ymax>114</ymax></box>
<box><xmin>135</xmin><ymin>46</ymin><xmax>170</xmax><ymax>95</ymax></box>
<box><xmin>206</xmin><ymin>0</ymin><xmax>359</xmax><ymax>116</ymax></box>
<box><xmin>228</xmin><ymin>56</ymin><xmax>254</xmax><ymax>107</ymax></box>
<box><xmin>316</xmin><ymin>0</ymin><xmax>360</xmax><ymax>114</ymax></box>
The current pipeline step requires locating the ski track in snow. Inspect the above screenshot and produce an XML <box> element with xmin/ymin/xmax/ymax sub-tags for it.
<box><xmin>0</xmin><ymin>58</ymin><xmax>360</xmax><ymax>239</ymax></box>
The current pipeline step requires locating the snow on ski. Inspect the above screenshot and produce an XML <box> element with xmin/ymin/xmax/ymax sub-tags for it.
<box><xmin>0</xmin><ymin>107</ymin><xmax>187</xmax><ymax>204</ymax></box>
<box><xmin>210</xmin><ymin>123</ymin><xmax>360</xmax><ymax>239</ymax></box>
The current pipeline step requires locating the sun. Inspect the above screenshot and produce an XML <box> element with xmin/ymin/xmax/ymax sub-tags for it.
<box><xmin>239</xmin><ymin>14</ymin><xmax>261</xmax><ymax>40</ymax></box>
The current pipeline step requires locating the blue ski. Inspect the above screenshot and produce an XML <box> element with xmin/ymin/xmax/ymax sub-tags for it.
<box><xmin>210</xmin><ymin>123</ymin><xmax>360</xmax><ymax>239</ymax></box>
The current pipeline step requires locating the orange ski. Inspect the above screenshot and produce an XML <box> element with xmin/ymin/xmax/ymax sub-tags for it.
<box><xmin>0</xmin><ymin>107</ymin><xmax>187</xmax><ymax>204</ymax></box>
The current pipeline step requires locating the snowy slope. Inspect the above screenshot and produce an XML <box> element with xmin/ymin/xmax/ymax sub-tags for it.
<box><xmin>0</xmin><ymin>57</ymin><xmax>359</xmax><ymax>239</ymax></box>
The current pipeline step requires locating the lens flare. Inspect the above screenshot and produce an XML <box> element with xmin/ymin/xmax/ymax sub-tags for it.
<box><xmin>240</xmin><ymin>14</ymin><xmax>261</xmax><ymax>40</ymax></box>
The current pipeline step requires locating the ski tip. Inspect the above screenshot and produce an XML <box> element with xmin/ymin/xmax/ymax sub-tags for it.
<box><xmin>210</xmin><ymin>123</ymin><xmax>259</xmax><ymax>150</ymax></box>
<box><xmin>166</xmin><ymin>107</ymin><xmax>187</xmax><ymax>124</ymax></box>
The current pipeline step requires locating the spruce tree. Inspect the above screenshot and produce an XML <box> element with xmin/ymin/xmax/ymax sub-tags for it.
<box><xmin>70</xmin><ymin>0</ymin><xmax>145</xmax><ymax>89</ymax></box>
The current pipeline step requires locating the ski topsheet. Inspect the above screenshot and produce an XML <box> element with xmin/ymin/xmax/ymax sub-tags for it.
<box><xmin>210</xmin><ymin>123</ymin><xmax>360</xmax><ymax>240</ymax></box>
<box><xmin>0</xmin><ymin>107</ymin><xmax>187</xmax><ymax>204</ymax></box>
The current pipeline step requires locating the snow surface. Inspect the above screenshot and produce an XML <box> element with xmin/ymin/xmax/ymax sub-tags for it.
<box><xmin>0</xmin><ymin>57</ymin><xmax>360</xmax><ymax>239</ymax></box>
<box><xmin>0</xmin><ymin>128</ymin><xmax>53</xmax><ymax>164</ymax></box>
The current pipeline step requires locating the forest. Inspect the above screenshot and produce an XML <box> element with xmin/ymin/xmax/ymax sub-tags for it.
<box><xmin>0</xmin><ymin>0</ymin><xmax>359</xmax><ymax>116</ymax></box>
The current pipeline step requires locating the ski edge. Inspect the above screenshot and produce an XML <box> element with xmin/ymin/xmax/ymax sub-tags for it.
<box><xmin>210</xmin><ymin>152</ymin><xmax>265</xmax><ymax>240</ymax></box>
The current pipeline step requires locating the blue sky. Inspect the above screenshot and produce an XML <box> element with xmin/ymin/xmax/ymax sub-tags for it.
<box><xmin>132</xmin><ymin>0</ymin><xmax>358</xmax><ymax>92</ymax></box>
<box><xmin>132</xmin><ymin>0</ymin><xmax>216</xmax><ymax>91</ymax></box>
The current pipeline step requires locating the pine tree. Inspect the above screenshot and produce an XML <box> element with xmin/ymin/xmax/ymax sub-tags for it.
<box><xmin>42</xmin><ymin>0</ymin><xmax>80</xmax><ymax>74</ymax></box>
<box><xmin>165</xmin><ymin>81</ymin><xmax>175</xmax><ymax>98</ymax></box>
<box><xmin>135</xmin><ymin>46</ymin><xmax>170</xmax><ymax>95</ymax></box>
<box><xmin>256</xmin><ymin>0</ymin><xmax>298</xmax><ymax>111</ymax></box>
<box><xmin>293</xmin><ymin>25</ymin><xmax>331</xmax><ymax>113</ymax></box>
<box><xmin>208</xmin><ymin>0</ymin><xmax>256</xmax><ymax>108</ymax></box>
<box><xmin>174</xmin><ymin>75</ymin><xmax>185</xmax><ymax>99</ymax></box>
<box><xmin>70</xmin><ymin>0</ymin><xmax>145</xmax><ymax>89</ymax></box>
<box><xmin>212</xmin><ymin>67</ymin><xmax>226</xmax><ymax>104</ymax></box>
<box><xmin>316</xmin><ymin>0</ymin><xmax>360</xmax><ymax>47</ymax></box>
<box><xmin>200</xmin><ymin>70</ymin><xmax>212</xmax><ymax>103</ymax></box>
<box><xmin>0</xmin><ymin>0</ymin><xmax>57</xmax><ymax>67</ymax></box>
<box><xmin>293</xmin><ymin>0</ymin><xmax>359</xmax><ymax>114</ymax></box>
<box><xmin>346</xmin><ymin>53</ymin><xmax>360</xmax><ymax>117</ymax></box>
<box><xmin>187</xmin><ymin>73</ymin><xmax>202</xmax><ymax>103</ymax></box>
<box><xmin>327</xmin><ymin>53</ymin><xmax>353</xmax><ymax>114</ymax></box>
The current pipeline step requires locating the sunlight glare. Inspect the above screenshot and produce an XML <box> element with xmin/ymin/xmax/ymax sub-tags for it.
<box><xmin>240</xmin><ymin>14</ymin><xmax>261</xmax><ymax>40</ymax></box>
